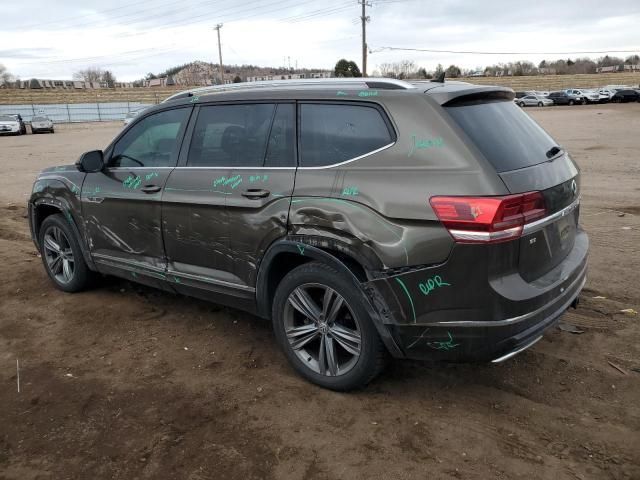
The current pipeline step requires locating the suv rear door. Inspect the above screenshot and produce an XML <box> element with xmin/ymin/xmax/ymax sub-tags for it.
<box><xmin>225</xmin><ymin>102</ymin><xmax>297</xmax><ymax>288</ymax></box>
<box><xmin>82</xmin><ymin>107</ymin><xmax>191</xmax><ymax>282</ymax></box>
<box><xmin>162</xmin><ymin>102</ymin><xmax>296</xmax><ymax>304</ymax></box>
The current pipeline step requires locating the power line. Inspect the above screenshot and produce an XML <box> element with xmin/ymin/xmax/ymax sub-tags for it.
<box><xmin>371</xmin><ymin>46</ymin><xmax>640</xmax><ymax>55</ymax></box>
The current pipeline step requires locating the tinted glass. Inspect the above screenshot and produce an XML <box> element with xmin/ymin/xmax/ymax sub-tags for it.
<box><xmin>32</xmin><ymin>116</ymin><xmax>49</xmax><ymax>122</ymax></box>
<box><xmin>265</xmin><ymin>104</ymin><xmax>296</xmax><ymax>167</ymax></box>
<box><xmin>111</xmin><ymin>108</ymin><xmax>189</xmax><ymax>168</ymax></box>
<box><xmin>187</xmin><ymin>104</ymin><xmax>275</xmax><ymax>167</ymax></box>
<box><xmin>300</xmin><ymin>104</ymin><xmax>392</xmax><ymax>167</ymax></box>
<box><xmin>0</xmin><ymin>115</ymin><xmax>15</xmax><ymax>121</ymax></box>
<box><xmin>446</xmin><ymin>100</ymin><xmax>557</xmax><ymax>172</ymax></box>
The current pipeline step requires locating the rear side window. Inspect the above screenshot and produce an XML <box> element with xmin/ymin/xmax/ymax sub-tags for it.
<box><xmin>188</xmin><ymin>104</ymin><xmax>276</xmax><ymax>167</ymax></box>
<box><xmin>446</xmin><ymin>100</ymin><xmax>557</xmax><ymax>172</ymax></box>
<box><xmin>299</xmin><ymin>104</ymin><xmax>393</xmax><ymax>167</ymax></box>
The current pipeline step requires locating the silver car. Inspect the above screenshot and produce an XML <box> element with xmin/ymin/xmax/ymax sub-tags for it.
<box><xmin>123</xmin><ymin>108</ymin><xmax>147</xmax><ymax>126</ymax></box>
<box><xmin>516</xmin><ymin>95</ymin><xmax>554</xmax><ymax>107</ymax></box>
<box><xmin>0</xmin><ymin>114</ymin><xmax>22</xmax><ymax>135</ymax></box>
<box><xmin>31</xmin><ymin>115</ymin><xmax>54</xmax><ymax>134</ymax></box>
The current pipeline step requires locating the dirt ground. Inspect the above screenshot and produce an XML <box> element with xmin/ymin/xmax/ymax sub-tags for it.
<box><xmin>1</xmin><ymin>106</ymin><xmax>639</xmax><ymax>480</ymax></box>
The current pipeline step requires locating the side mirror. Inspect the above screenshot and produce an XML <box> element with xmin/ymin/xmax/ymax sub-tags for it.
<box><xmin>76</xmin><ymin>150</ymin><xmax>104</xmax><ymax>173</ymax></box>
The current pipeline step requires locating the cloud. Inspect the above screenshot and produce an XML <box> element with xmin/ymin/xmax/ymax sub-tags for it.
<box><xmin>0</xmin><ymin>0</ymin><xmax>638</xmax><ymax>81</ymax></box>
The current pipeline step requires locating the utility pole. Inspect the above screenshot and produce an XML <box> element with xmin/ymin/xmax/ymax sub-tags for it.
<box><xmin>359</xmin><ymin>0</ymin><xmax>371</xmax><ymax>77</ymax></box>
<box><xmin>214</xmin><ymin>24</ymin><xmax>224</xmax><ymax>84</ymax></box>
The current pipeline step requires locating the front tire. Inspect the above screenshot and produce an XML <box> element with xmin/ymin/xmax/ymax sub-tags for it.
<box><xmin>39</xmin><ymin>214</ymin><xmax>93</xmax><ymax>292</ymax></box>
<box><xmin>568</xmin><ymin>100</ymin><xmax>575</xmax><ymax>106</ymax></box>
<box><xmin>519</xmin><ymin>101</ymin><xmax>525</xmax><ymax>107</ymax></box>
<box><xmin>272</xmin><ymin>262</ymin><xmax>386</xmax><ymax>391</ymax></box>
<box><xmin>537</xmin><ymin>101</ymin><xmax>543</xmax><ymax>107</ymax></box>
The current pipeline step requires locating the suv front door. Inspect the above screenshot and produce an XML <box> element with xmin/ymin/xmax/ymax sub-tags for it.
<box><xmin>82</xmin><ymin>107</ymin><xmax>191</xmax><ymax>283</ymax></box>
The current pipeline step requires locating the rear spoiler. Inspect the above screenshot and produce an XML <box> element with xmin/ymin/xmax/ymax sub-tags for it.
<box><xmin>424</xmin><ymin>85</ymin><xmax>515</xmax><ymax>106</ymax></box>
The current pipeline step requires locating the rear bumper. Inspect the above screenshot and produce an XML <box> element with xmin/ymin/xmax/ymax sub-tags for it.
<box><xmin>364</xmin><ymin>228</ymin><xmax>588</xmax><ymax>362</ymax></box>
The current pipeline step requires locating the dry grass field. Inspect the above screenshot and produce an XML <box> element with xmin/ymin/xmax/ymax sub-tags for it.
<box><xmin>0</xmin><ymin>72</ymin><xmax>638</xmax><ymax>105</ymax></box>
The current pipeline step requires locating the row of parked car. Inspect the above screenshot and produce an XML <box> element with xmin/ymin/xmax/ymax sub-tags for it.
<box><xmin>515</xmin><ymin>86</ymin><xmax>640</xmax><ymax>107</ymax></box>
<box><xmin>0</xmin><ymin>114</ymin><xmax>55</xmax><ymax>135</ymax></box>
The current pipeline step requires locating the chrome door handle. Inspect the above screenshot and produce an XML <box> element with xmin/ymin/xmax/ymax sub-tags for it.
<box><xmin>241</xmin><ymin>189</ymin><xmax>270</xmax><ymax>199</ymax></box>
<box><xmin>141</xmin><ymin>185</ymin><xmax>162</xmax><ymax>194</ymax></box>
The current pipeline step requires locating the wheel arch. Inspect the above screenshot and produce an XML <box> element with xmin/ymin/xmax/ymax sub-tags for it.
<box><xmin>31</xmin><ymin>197</ymin><xmax>96</xmax><ymax>270</ymax></box>
<box><xmin>256</xmin><ymin>238</ymin><xmax>403</xmax><ymax>357</ymax></box>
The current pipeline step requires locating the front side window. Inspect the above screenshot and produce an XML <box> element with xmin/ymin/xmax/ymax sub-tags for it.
<box><xmin>111</xmin><ymin>108</ymin><xmax>190</xmax><ymax>168</ymax></box>
<box><xmin>299</xmin><ymin>104</ymin><xmax>393</xmax><ymax>167</ymax></box>
<box><xmin>187</xmin><ymin>104</ymin><xmax>277</xmax><ymax>167</ymax></box>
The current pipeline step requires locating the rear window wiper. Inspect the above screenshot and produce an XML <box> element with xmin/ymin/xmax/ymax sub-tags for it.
<box><xmin>545</xmin><ymin>145</ymin><xmax>563</xmax><ymax>160</ymax></box>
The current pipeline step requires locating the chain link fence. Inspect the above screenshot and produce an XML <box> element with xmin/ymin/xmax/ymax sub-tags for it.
<box><xmin>0</xmin><ymin>102</ymin><xmax>154</xmax><ymax>124</ymax></box>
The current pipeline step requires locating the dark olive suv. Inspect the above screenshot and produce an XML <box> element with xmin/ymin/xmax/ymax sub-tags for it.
<box><xmin>29</xmin><ymin>78</ymin><xmax>588</xmax><ymax>390</ymax></box>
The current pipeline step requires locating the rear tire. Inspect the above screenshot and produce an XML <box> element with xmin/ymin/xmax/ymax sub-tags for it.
<box><xmin>272</xmin><ymin>262</ymin><xmax>386</xmax><ymax>391</ymax></box>
<box><xmin>38</xmin><ymin>214</ymin><xmax>93</xmax><ymax>292</ymax></box>
<box><xmin>537</xmin><ymin>101</ymin><xmax>543</xmax><ymax>107</ymax></box>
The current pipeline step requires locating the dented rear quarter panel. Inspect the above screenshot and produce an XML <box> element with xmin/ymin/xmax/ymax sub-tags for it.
<box><xmin>290</xmin><ymin>92</ymin><xmax>508</xmax><ymax>270</ymax></box>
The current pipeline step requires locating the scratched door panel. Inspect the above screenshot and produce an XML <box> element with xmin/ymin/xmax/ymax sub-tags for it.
<box><xmin>225</xmin><ymin>103</ymin><xmax>297</xmax><ymax>287</ymax></box>
<box><xmin>82</xmin><ymin>168</ymin><xmax>172</xmax><ymax>272</ymax></box>
<box><xmin>226</xmin><ymin>169</ymin><xmax>295</xmax><ymax>287</ymax></box>
<box><xmin>162</xmin><ymin>167</ymin><xmax>234</xmax><ymax>287</ymax></box>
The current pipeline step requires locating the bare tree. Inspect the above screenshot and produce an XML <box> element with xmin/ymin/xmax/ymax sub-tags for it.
<box><xmin>73</xmin><ymin>67</ymin><xmax>104</xmax><ymax>83</ymax></box>
<box><xmin>0</xmin><ymin>64</ymin><xmax>14</xmax><ymax>86</ymax></box>
<box><xmin>101</xmin><ymin>70</ymin><xmax>116</xmax><ymax>88</ymax></box>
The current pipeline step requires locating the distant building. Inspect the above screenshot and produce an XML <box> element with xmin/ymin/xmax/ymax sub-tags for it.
<box><xmin>246</xmin><ymin>71</ymin><xmax>331</xmax><ymax>82</ymax></box>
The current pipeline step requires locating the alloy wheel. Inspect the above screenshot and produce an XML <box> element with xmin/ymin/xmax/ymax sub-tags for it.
<box><xmin>43</xmin><ymin>226</ymin><xmax>75</xmax><ymax>284</ymax></box>
<box><xmin>283</xmin><ymin>283</ymin><xmax>362</xmax><ymax>377</ymax></box>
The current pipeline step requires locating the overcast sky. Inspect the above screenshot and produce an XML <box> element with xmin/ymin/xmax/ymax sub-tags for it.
<box><xmin>1</xmin><ymin>0</ymin><xmax>639</xmax><ymax>81</ymax></box>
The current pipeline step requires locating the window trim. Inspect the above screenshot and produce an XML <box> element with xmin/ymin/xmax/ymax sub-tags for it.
<box><xmin>178</xmin><ymin>101</ymin><xmax>297</xmax><ymax>169</ymax></box>
<box><xmin>296</xmin><ymin>100</ymin><xmax>397</xmax><ymax>170</ymax></box>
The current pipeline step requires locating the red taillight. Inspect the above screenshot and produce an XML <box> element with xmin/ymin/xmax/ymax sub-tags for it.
<box><xmin>429</xmin><ymin>192</ymin><xmax>546</xmax><ymax>244</ymax></box>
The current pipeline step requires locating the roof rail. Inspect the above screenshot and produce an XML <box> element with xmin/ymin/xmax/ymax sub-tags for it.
<box><xmin>163</xmin><ymin>77</ymin><xmax>415</xmax><ymax>102</ymax></box>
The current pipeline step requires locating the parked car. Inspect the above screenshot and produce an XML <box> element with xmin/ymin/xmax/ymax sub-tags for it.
<box><xmin>516</xmin><ymin>95</ymin><xmax>554</xmax><ymax>107</ymax></box>
<box><xmin>31</xmin><ymin>115</ymin><xmax>55</xmax><ymax>133</ymax></box>
<box><xmin>548</xmin><ymin>91</ymin><xmax>583</xmax><ymax>105</ymax></box>
<box><xmin>9</xmin><ymin>114</ymin><xmax>27</xmax><ymax>134</ymax></box>
<box><xmin>28</xmin><ymin>78</ymin><xmax>588</xmax><ymax>390</ymax></box>
<box><xmin>610</xmin><ymin>89</ymin><xmax>640</xmax><ymax>103</ymax></box>
<box><xmin>566</xmin><ymin>89</ymin><xmax>598</xmax><ymax>103</ymax></box>
<box><xmin>0</xmin><ymin>114</ymin><xmax>23</xmax><ymax>135</ymax></box>
<box><xmin>123</xmin><ymin>108</ymin><xmax>146</xmax><ymax>126</ymax></box>
<box><xmin>596</xmin><ymin>89</ymin><xmax>615</xmax><ymax>102</ymax></box>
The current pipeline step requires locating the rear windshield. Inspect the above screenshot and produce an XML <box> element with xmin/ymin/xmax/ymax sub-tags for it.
<box><xmin>32</xmin><ymin>116</ymin><xmax>48</xmax><ymax>121</ymax></box>
<box><xmin>446</xmin><ymin>100</ymin><xmax>557</xmax><ymax>172</ymax></box>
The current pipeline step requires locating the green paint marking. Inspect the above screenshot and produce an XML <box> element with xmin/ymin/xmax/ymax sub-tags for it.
<box><xmin>123</xmin><ymin>175</ymin><xmax>142</xmax><ymax>189</ymax></box>
<box><xmin>418</xmin><ymin>275</ymin><xmax>451</xmax><ymax>296</ymax></box>
<box><xmin>358</xmin><ymin>90</ymin><xmax>379</xmax><ymax>97</ymax></box>
<box><xmin>291</xmin><ymin>197</ymin><xmax>409</xmax><ymax>265</ymax></box>
<box><xmin>297</xmin><ymin>244</ymin><xmax>305</xmax><ymax>255</ymax></box>
<box><xmin>427</xmin><ymin>332</ymin><xmax>459</xmax><ymax>351</ymax></box>
<box><xmin>131</xmin><ymin>272</ymin><xmax>138</xmax><ymax>278</ymax></box>
<box><xmin>173</xmin><ymin>276</ymin><xmax>181</xmax><ymax>284</ymax></box>
<box><xmin>145</xmin><ymin>172</ymin><xmax>159</xmax><ymax>181</ymax></box>
<box><xmin>408</xmin><ymin>135</ymin><xmax>444</xmax><ymax>157</ymax></box>
<box><xmin>395</xmin><ymin>278</ymin><xmax>417</xmax><ymax>323</ymax></box>
<box><xmin>341</xmin><ymin>186</ymin><xmax>359</xmax><ymax>196</ymax></box>
<box><xmin>190</xmin><ymin>95</ymin><xmax>200</xmax><ymax>103</ymax></box>
<box><xmin>336</xmin><ymin>91</ymin><xmax>348</xmax><ymax>96</ymax></box>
